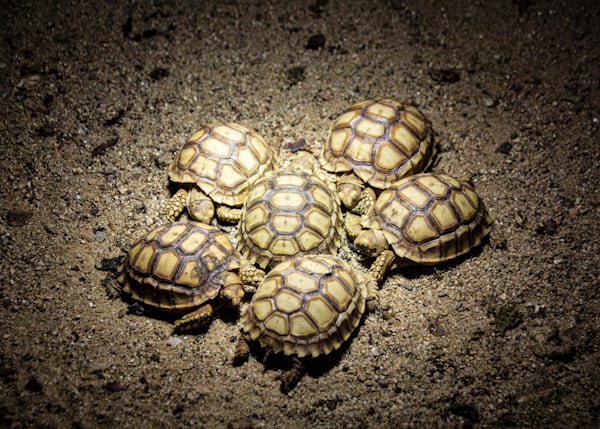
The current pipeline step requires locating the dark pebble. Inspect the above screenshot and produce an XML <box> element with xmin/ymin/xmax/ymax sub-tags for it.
<box><xmin>287</xmin><ymin>66</ymin><xmax>305</xmax><ymax>86</ymax></box>
<box><xmin>536</xmin><ymin>217</ymin><xmax>559</xmax><ymax>235</ymax></box>
<box><xmin>103</xmin><ymin>109</ymin><xmax>125</xmax><ymax>127</ymax></box>
<box><xmin>6</xmin><ymin>209</ymin><xmax>33</xmax><ymax>227</ymax></box>
<box><xmin>496</xmin><ymin>141</ymin><xmax>513</xmax><ymax>155</ymax></box>
<box><xmin>308</xmin><ymin>0</ymin><xmax>328</xmax><ymax>15</ymax></box>
<box><xmin>447</xmin><ymin>403</ymin><xmax>479</xmax><ymax>426</ymax></box>
<box><xmin>96</xmin><ymin>257</ymin><xmax>122</xmax><ymax>273</ymax></box>
<box><xmin>37</xmin><ymin>123</ymin><xmax>55</xmax><ymax>137</ymax></box>
<box><xmin>0</xmin><ymin>366</ymin><xmax>17</xmax><ymax>383</ymax></box>
<box><xmin>429</xmin><ymin>67</ymin><xmax>460</xmax><ymax>84</ymax></box>
<box><xmin>149</xmin><ymin>67</ymin><xmax>170</xmax><ymax>81</ymax></box>
<box><xmin>494</xmin><ymin>304</ymin><xmax>523</xmax><ymax>333</ymax></box>
<box><xmin>306</xmin><ymin>34</ymin><xmax>325</xmax><ymax>50</ymax></box>
<box><xmin>286</xmin><ymin>138</ymin><xmax>307</xmax><ymax>152</ymax></box>
<box><xmin>227</xmin><ymin>417</ymin><xmax>254</xmax><ymax>429</ymax></box>
<box><xmin>104</xmin><ymin>381</ymin><xmax>124</xmax><ymax>392</ymax></box>
<box><xmin>92</xmin><ymin>137</ymin><xmax>119</xmax><ymax>157</ymax></box>
<box><xmin>25</xmin><ymin>376</ymin><xmax>43</xmax><ymax>392</ymax></box>
<box><xmin>428</xmin><ymin>318</ymin><xmax>446</xmax><ymax>337</ymax></box>
<box><xmin>122</xmin><ymin>17</ymin><xmax>133</xmax><ymax>38</ymax></box>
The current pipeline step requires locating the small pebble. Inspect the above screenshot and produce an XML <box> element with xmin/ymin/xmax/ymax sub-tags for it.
<box><xmin>402</xmin><ymin>284</ymin><xmax>414</xmax><ymax>291</ymax></box>
<box><xmin>95</xmin><ymin>230</ymin><xmax>106</xmax><ymax>242</ymax></box>
<box><xmin>369</xmin><ymin>346</ymin><xmax>381</xmax><ymax>357</ymax></box>
<box><xmin>167</xmin><ymin>336</ymin><xmax>182</xmax><ymax>347</ymax></box>
<box><xmin>483</xmin><ymin>96</ymin><xmax>497</xmax><ymax>107</ymax></box>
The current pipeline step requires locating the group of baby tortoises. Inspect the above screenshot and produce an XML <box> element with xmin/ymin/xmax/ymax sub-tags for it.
<box><xmin>110</xmin><ymin>97</ymin><xmax>493</xmax><ymax>392</ymax></box>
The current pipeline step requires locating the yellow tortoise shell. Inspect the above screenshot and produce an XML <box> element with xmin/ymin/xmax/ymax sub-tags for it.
<box><xmin>116</xmin><ymin>222</ymin><xmax>241</xmax><ymax>312</ymax></box>
<box><xmin>167</xmin><ymin>122</ymin><xmax>276</xmax><ymax>207</ymax></box>
<box><xmin>320</xmin><ymin>98</ymin><xmax>436</xmax><ymax>189</ymax></box>
<box><xmin>236</xmin><ymin>170</ymin><xmax>343</xmax><ymax>269</ymax></box>
<box><xmin>240</xmin><ymin>255</ymin><xmax>367</xmax><ymax>358</ymax></box>
<box><xmin>363</xmin><ymin>173</ymin><xmax>492</xmax><ymax>264</ymax></box>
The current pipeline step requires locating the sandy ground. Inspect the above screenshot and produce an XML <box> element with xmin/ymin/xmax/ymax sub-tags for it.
<box><xmin>1</xmin><ymin>0</ymin><xmax>599</xmax><ymax>427</ymax></box>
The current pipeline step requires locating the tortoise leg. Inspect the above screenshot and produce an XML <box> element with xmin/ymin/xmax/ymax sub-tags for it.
<box><xmin>363</xmin><ymin>271</ymin><xmax>380</xmax><ymax>312</ymax></box>
<box><xmin>353</xmin><ymin>187</ymin><xmax>376</xmax><ymax>216</ymax></box>
<box><xmin>106</xmin><ymin>278</ymin><xmax>123</xmax><ymax>299</ymax></box>
<box><xmin>106</xmin><ymin>264</ymin><xmax>126</xmax><ymax>299</ymax></box>
<box><xmin>187</xmin><ymin>186</ymin><xmax>215</xmax><ymax>224</ymax></box>
<box><xmin>232</xmin><ymin>335</ymin><xmax>251</xmax><ymax>366</ymax></box>
<box><xmin>219</xmin><ymin>272</ymin><xmax>245</xmax><ymax>307</ymax></box>
<box><xmin>368</xmin><ymin>249</ymin><xmax>396</xmax><ymax>286</ymax></box>
<box><xmin>280</xmin><ymin>356</ymin><xmax>308</xmax><ymax>393</ymax></box>
<box><xmin>161</xmin><ymin>188</ymin><xmax>188</xmax><ymax>222</ymax></box>
<box><xmin>238</xmin><ymin>260</ymin><xmax>265</xmax><ymax>294</ymax></box>
<box><xmin>344</xmin><ymin>213</ymin><xmax>363</xmax><ymax>241</ymax></box>
<box><xmin>173</xmin><ymin>303</ymin><xmax>213</xmax><ymax>333</ymax></box>
<box><xmin>216</xmin><ymin>206</ymin><xmax>242</xmax><ymax>224</ymax></box>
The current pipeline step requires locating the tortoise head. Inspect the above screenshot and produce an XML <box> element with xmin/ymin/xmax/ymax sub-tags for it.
<box><xmin>336</xmin><ymin>174</ymin><xmax>363</xmax><ymax>211</ymax></box>
<box><xmin>354</xmin><ymin>228</ymin><xmax>388</xmax><ymax>257</ymax></box>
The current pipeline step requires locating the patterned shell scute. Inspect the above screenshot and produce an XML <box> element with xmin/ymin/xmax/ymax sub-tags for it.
<box><xmin>368</xmin><ymin>173</ymin><xmax>492</xmax><ymax>264</ymax></box>
<box><xmin>240</xmin><ymin>255</ymin><xmax>367</xmax><ymax>358</ymax></box>
<box><xmin>237</xmin><ymin>171</ymin><xmax>343</xmax><ymax>269</ymax></box>
<box><xmin>167</xmin><ymin>122</ymin><xmax>276</xmax><ymax>206</ymax></box>
<box><xmin>117</xmin><ymin>222</ymin><xmax>241</xmax><ymax>312</ymax></box>
<box><xmin>320</xmin><ymin>98</ymin><xmax>436</xmax><ymax>189</ymax></box>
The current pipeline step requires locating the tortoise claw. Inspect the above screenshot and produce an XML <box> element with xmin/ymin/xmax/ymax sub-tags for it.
<box><xmin>173</xmin><ymin>304</ymin><xmax>213</xmax><ymax>333</ymax></box>
<box><xmin>280</xmin><ymin>357</ymin><xmax>308</xmax><ymax>393</ymax></box>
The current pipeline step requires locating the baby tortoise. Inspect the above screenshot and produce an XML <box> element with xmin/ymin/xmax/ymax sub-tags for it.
<box><xmin>233</xmin><ymin>255</ymin><xmax>374</xmax><ymax>392</ymax></box>
<box><xmin>236</xmin><ymin>152</ymin><xmax>344</xmax><ymax>269</ymax></box>
<box><xmin>320</xmin><ymin>97</ymin><xmax>436</xmax><ymax>214</ymax></box>
<box><xmin>109</xmin><ymin>221</ymin><xmax>264</xmax><ymax>332</ymax></box>
<box><xmin>162</xmin><ymin>122</ymin><xmax>276</xmax><ymax>224</ymax></box>
<box><xmin>354</xmin><ymin>173</ymin><xmax>492</xmax><ymax>284</ymax></box>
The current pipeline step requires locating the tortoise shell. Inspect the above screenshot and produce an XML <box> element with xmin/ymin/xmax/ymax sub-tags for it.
<box><xmin>236</xmin><ymin>170</ymin><xmax>343</xmax><ymax>269</ymax></box>
<box><xmin>320</xmin><ymin>98</ymin><xmax>436</xmax><ymax>189</ymax></box>
<box><xmin>116</xmin><ymin>221</ymin><xmax>242</xmax><ymax>312</ymax></box>
<box><xmin>240</xmin><ymin>255</ymin><xmax>367</xmax><ymax>358</ymax></box>
<box><xmin>360</xmin><ymin>173</ymin><xmax>492</xmax><ymax>265</ymax></box>
<box><xmin>167</xmin><ymin>122</ymin><xmax>276</xmax><ymax>207</ymax></box>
